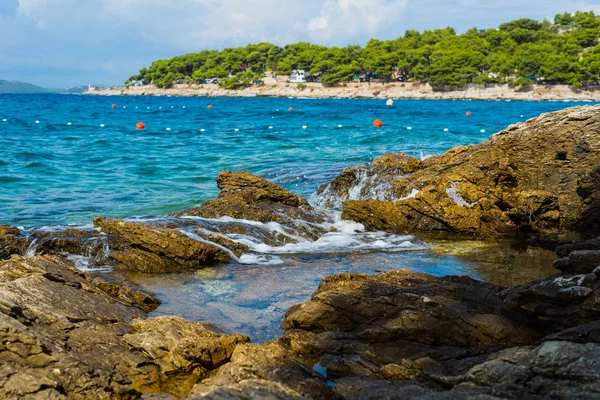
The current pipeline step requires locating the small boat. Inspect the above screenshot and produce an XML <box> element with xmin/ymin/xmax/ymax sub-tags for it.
<box><xmin>386</xmin><ymin>99</ymin><xmax>394</xmax><ymax>106</ymax></box>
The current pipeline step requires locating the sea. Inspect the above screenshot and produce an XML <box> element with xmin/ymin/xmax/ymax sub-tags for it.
<box><xmin>1</xmin><ymin>94</ymin><xmax>593</xmax><ymax>341</ymax></box>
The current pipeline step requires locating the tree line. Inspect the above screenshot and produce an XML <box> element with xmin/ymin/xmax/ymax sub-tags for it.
<box><xmin>128</xmin><ymin>11</ymin><xmax>600</xmax><ymax>90</ymax></box>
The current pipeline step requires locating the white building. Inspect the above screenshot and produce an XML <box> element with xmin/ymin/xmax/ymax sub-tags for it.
<box><xmin>289</xmin><ymin>70</ymin><xmax>307</xmax><ymax>83</ymax></box>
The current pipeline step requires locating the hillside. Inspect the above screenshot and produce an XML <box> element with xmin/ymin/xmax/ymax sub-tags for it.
<box><xmin>0</xmin><ymin>80</ymin><xmax>87</xmax><ymax>94</ymax></box>
<box><xmin>129</xmin><ymin>11</ymin><xmax>600</xmax><ymax>90</ymax></box>
<box><xmin>0</xmin><ymin>80</ymin><xmax>50</xmax><ymax>93</ymax></box>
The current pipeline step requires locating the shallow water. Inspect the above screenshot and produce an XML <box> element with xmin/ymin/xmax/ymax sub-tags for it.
<box><xmin>3</xmin><ymin>94</ymin><xmax>576</xmax><ymax>342</ymax></box>
<box><xmin>117</xmin><ymin>241</ymin><xmax>557</xmax><ymax>342</ymax></box>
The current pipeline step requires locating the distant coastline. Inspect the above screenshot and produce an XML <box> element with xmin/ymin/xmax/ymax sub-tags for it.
<box><xmin>85</xmin><ymin>81</ymin><xmax>600</xmax><ymax>101</ymax></box>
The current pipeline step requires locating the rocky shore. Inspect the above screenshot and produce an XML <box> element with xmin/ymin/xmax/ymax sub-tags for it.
<box><xmin>85</xmin><ymin>82</ymin><xmax>600</xmax><ymax>101</ymax></box>
<box><xmin>320</xmin><ymin>104</ymin><xmax>600</xmax><ymax>238</ymax></box>
<box><xmin>1</xmin><ymin>105</ymin><xmax>600</xmax><ymax>398</ymax></box>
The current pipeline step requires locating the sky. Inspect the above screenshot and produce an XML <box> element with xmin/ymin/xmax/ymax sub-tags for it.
<box><xmin>1</xmin><ymin>0</ymin><xmax>600</xmax><ymax>87</ymax></box>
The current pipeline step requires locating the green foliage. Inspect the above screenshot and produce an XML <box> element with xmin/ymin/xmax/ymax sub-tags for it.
<box><xmin>297</xmin><ymin>83</ymin><xmax>307</xmax><ymax>91</ymax></box>
<box><xmin>131</xmin><ymin>11</ymin><xmax>600</xmax><ymax>89</ymax></box>
<box><xmin>499</xmin><ymin>18</ymin><xmax>543</xmax><ymax>32</ymax></box>
<box><xmin>511</xmin><ymin>76</ymin><xmax>534</xmax><ymax>87</ymax></box>
<box><xmin>220</xmin><ymin>71</ymin><xmax>260</xmax><ymax>90</ymax></box>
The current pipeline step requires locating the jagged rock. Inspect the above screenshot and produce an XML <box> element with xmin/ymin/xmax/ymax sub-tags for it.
<box><xmin>500</xmin><ymin>272</ymin><xmax>600</xmax><ymax>331</ymax></box>
<box><xmin>554</xmin><ymin>250</ymin><xmax>600</xmax><ymax>274</ymax></box>
<box><xmin>277</xmin><ymin>267</ymin><xmax>600</xmax><ymax>399</ymax></box>
<box><xmin>93</xmin><ymin>217</ymin><xmax>229</xmax><ymax>273</ymax></box>
<box><xmin>441</xmin><ymin>340</ymin><xmax>600</xmax><ymax>399</ymax></box>
<box><xmin>189</xmin><ymin>342</ymin><xmax>341</xmax><ymax>400</ymax></box>
<box><xmin>178</xmin><ymin>171</ymin><xmax>327</xmax><ymax>242</ymax></box>
<box><xmin>0</xmin><ymin>226</ymin><xmax>29</xmax><ymax>260</ymax></box>
<box><xmin>0</xmin><ymin>255</ymin><xmax>159</xmax><ymax>399</ymax></box>
<box><xmin>0</xmin><ymin>255</ymin><xmax>257</xmax><ymax>399</ymax></box>
<box><xmin>552</xmin><ymin>236</ymin><xmax>600</xmax><ymax>274</ymax></box>
<box><xmin>545</xmin><ymin>320</ymin><xmax>600</xmax><ymax>343</ymax></box>
<box><xmin>124</xmin><ymin>316</ymin><xmax>249</xmax><ymax>374</ymax></box>
<box><xmin>322</xmin><ymin>105</ymin><xmax>600</xmax><ymax>237</ymax></box>
<box><xmin>283</xmin><ymin>270</ymin><xmax>538</xmax><ymax>352</ymax></box>
<box><xmin>194</xmin><ymin>231</ymin><xmax>250</xmax><ymax>258</ymax></box>
<box><xmin>315</xmin><ymin>153</ymin><xmax>424</xmax><ymax>209</ymax></box>
<box><xmin>28</xmin><ymin>229</ymin><xmax>104</xmax><ymax>257</ymax></box>
<box><xmin>123</xmin><ymin>316</ymin><xmax>250</xmax><ymax>395</ymax></box>
<box><xmin>556</xmin><ymin>236</ymin><xmax>600</xmax><ymax>258</ymax></box>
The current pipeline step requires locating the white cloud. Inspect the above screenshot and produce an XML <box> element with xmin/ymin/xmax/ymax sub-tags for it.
<box><xmin>3</xmin><ymin>0</ymin><xmax>600</xmax><ymax>86</ymax></box>
<box><xmin>307</xmin><ymin>0</ymin><xmax>408</xmax><ymax>42</ymax></box>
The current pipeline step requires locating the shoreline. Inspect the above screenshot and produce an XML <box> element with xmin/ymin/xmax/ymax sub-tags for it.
<box><xmin>85</xmin><ymin>81</ymin><xmax>600</xmax><ymax>101</ymax></box>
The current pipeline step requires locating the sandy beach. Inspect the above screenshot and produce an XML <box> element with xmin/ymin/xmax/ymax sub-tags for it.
<box><xmin>86</xmin><ymin>80</ymin><xmax>600</xmax><ymax>101</ymax></box>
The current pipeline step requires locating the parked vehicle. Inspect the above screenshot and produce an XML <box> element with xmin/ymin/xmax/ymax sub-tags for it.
<box><xmin>289</xmin><ymin>70</ymin><xmax>307</xmax><ymax>83</ymax></box>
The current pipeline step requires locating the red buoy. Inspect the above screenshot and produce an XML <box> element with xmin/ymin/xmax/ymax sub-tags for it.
<box><xmin>111</xmin><ymin>104</ymin><xmax>116</xmax><ymax>109</ymax></box>
<box><xmin>288</xmin><ymin>107</ymin><xmax>293</xmax><ymax>111</ymax></box>
<box><xmin>136</xmin><ymin>122</ymin><xmax>145</xmax><ymax>130</ymax></box>
<box><xmin>466</xmin><ymin>111</ymin><xmax>472</xmax><ymax>116</ymax></box>
<box><xmin>207</xmin><ymin>105</ymin><xmax>213</xmax><ymax>109</ymax></box>
<box><xmin>373</xmin><ymin>119</ymin><xmax>383</xmax><ymax>128</ymax></box>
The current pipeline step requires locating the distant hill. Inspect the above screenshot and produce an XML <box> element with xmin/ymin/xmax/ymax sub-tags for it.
<box><xmin>0</xmin><ymin>80</ymin><xmax>88</xmax><ymax>94</ymax></box>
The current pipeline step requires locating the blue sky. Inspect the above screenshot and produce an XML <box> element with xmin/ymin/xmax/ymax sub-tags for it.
<box><xmin>1</xmin><ymin>0</ymin><xmax>599</xmax><ymax>87</ymax></box>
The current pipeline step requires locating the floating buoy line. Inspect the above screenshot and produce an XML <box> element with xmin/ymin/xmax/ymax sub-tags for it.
<box><xmin>3</xmin><ymin>103</ymin><xmax>495</xmax><ymax>134</ymax></box>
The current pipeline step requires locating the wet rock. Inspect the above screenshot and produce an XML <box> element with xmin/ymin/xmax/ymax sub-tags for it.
<box><xmin>315</xmin><ymin>153</ymin><xmax>424</xmax><ymax>209</ymax></box>
<box><xmin>189</xmin><ymin>342</ymin><xmax>341</xmax><ymax>400</ymax></box>
<box><xmin>324</xmin><ymin>105</ymin><xmax>600</xmax><ymax>237</ymax></box>
<box><xmin>29</xmin><ymin>229</ymin><xmax>104</xmax><ymax>257</ymax></box>
<box><xmin>526</xmin><ymin>236</ymin><xmax>573</xmax><ymax>252</ymax></box>
<box><xmin>93</xmin><ymin>217</ymin><xmax>229</xmax><ymax>273</ymax></box>
<box><xmin>0</xmin><ymin>226</ymin><xmax>29</xmax><ymax>260</ymax></box>
<box><xmin>178</xmin><ymin>171</ymin><xmax>327</xmax><ymax>240</ymax></box>
<box><xmin>195</xmin><ymin>231</ymin><xmax>250</xmax><ymax>258</ymax></box>
<box><xmin>552</xmin><ymin>236</ymin><xmax>600</xmax><ymax>274</ymax></box>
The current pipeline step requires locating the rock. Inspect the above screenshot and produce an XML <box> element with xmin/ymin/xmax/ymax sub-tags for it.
<box><xmin>189</xmin><ymin>342</ymin><xmax>341</xmax><ymax>400</ymax></box>
<box><xmin>315</xmin><ymin>153</ymin><xmax>424</xmax><ymax>209</ymax></box>
<box><xmin>178</xmin><ymin>172</ymin><xmax>327</xmax><ymax>242</ymax></box>
<box><xmin>556</xmin><ymin>236</ymin><xmax>600</xmax><ymax>258</ymax></box>
<box><xmin>93</xmin><ymin>217</ymin><xmax>229</xmax><ymax>273</ymax></box>
<box><xmin>553</xmin><ymin>250</ymin><xmax>600</xmax><ymax>274</ymax></box>
<box><xmin>500</xmin><ymin>272</ymin><xmax>600</xmax><ymax>332</ymax></box>
<box><xmin>0</xmin><ymin>255</ymin><xmax>158</xmax><ymax>398</ymax></box>
<box><xmin>283</xmin><ymin>270</ymin><xmax>539</xmax><ymax>352</ymax></box>
<box><xmin>443</xmin><ymin>340</ymin><xmax>600</xmax><ymax>399</ymax></box>
<box><xmin>0</xmin><ymin>255</ymin><xmax>256</xmax><ymax>399</ymax></box>
<box><xmin>545</xmin><ymin>320</ymin><xmax>600</xmax><ymax>343</ymax></box>
<box><xmin>0</xmin><ymin>226</ymin><xmax>29</xmax><ymax>260</ymax></box>
<box><xmin>277</xmin><ymin>267</ymin><xmax>600</xmax><ymax>399</ymax></box>
<box><xmin>322</xmin><ymin>105</ymin><xmax>600</xmax><ymax>237</ymax></box>
<box><xmin>26</xmin><ymin>228</ymin><xmax>114</xmax><ymax>269</ymax></box>
<box><xmin>123</xmin><ymin>316</ymin><xmax>250</xmax><ymax>395</ymax></box>
<box><xmin>195</xmin><ymin>231</ymin><xmax>250</xmax><ymax>258</ymax></box>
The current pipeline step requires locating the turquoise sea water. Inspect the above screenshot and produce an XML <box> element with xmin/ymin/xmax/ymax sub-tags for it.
<box><xmin>1</xmin><ymin>94</ymin><xmax>595</xmax><ymax>228</ymax></box>
<box><xmin>1</xmin><ymin>94</ymin><xmax>588</xmax><ymax>341</ymax></box>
